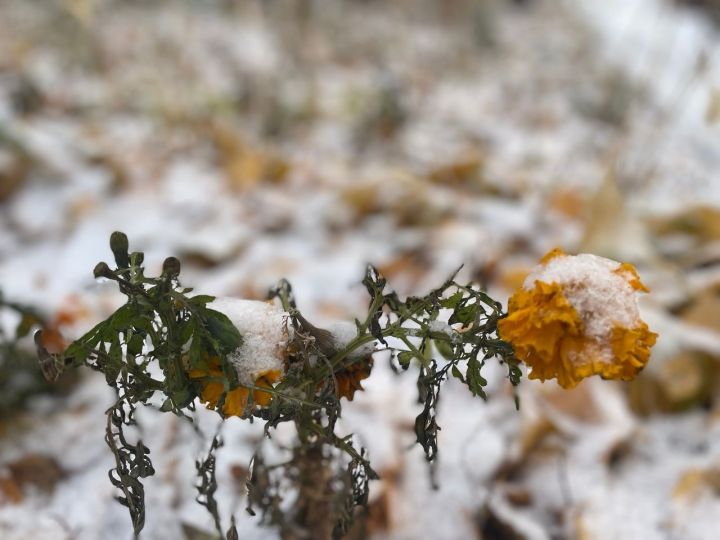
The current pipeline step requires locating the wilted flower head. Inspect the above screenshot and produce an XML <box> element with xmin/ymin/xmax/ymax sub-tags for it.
<box><xmin>498</xmin><ymin>248</ymin><xmax>658</xmax><ymax>389</ymax></box>
<box><xmin>190</xmin><ymin>298</ymin><xmax>290</xmax><ymax>416</ymax></box>
<box><xmin>188</xmin><ymin>300</ymin><xmax>376</xmax><ymax>415</ymax></box>
<box><xmin>325</xmin><ymin>321</ymin><xmax>374</xmax><ymax>400</ymax></box>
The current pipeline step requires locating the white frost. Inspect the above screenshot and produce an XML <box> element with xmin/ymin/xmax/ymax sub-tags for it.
<box><xmin>210</xmin><ymin>298</ymin><xmax>290</xmax><ymax>385</ymax></box>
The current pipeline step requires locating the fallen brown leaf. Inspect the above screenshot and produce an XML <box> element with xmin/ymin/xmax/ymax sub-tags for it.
<box><xmin>0</xmin><ymin>454</ymin><xmax>65</xmax><ymax>504</ymax></box>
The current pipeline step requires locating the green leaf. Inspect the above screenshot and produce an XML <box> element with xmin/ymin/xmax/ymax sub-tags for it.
<box><xmin>203</xmin><ymin>309</ymin><xmax>242</xmax><ymax>354</ymax></box>
<box><xmin>220</xmin><ymin>355</ymin><xmax>239</xmax><ymax>388</ymax></box>
<box><xmin>160</xmin><ymin>398</ymin><xmax>174</xmax><ymax>412</ymax></box>
<box><xmin>64</xmin><ymin>319</ymin><xmax>108</xmax><ymax>361</ymax></box>
<box><xmin>110</xmin><ymin>305</ymin><xmax>135</xmax><ymax>331</ymax></box>
<box><xmin>465</xmin><ymin>357</ymin><xmax>487</xmax><ymax>399</ymax></box>
<box><xmin>188</xmin><ymin>336</ymin><xmax>205</xmax><ymax>367</ymax></box>
<box><xmin>475</xmin><ymin>290</ymin><xmax>501</xmax><ymax>312</ymax></box>
<box><xmin>451</xmin><ymin>365</ymin><xmax>464</xmax><ymax>382</ymax></box>
<box><xmin>434</xmin><ymin>339</ymin><xmax>454</xmax><ymax>360</ymax></box>
<box><xmin>189</xmin><ymin>295</ymin><xmax>215</xmax><ymax>306</ymax></box>
<box><xmin>179</xmin><ymin>321</ymin><xmax>194</xmax><ymax>346</ymax></box>
<box><xmin>104</xmin><ymin>338</ymin><xmax>123</xmax><ymax>384</ymax></box>
<box><xmin>133</xmin><ymin>316</ymin><xmax>155</xmax><ymax>335</ymax></box>
<box><xmin>449</xmin><ymin>303</ymin><xmax>477</xmax><ymax>326</ymax></box>
<box><xmin>127</xmin><ymin>334</ymin><xmax>145</xmax><ymax>357</ymax></box>
<box><xmin>169</xmin><ymin>388</ymin><xmax>193</xmax><ymax>409</ymax></box>
<box><xmin>441</xmin><ymin>291</ymin><xmax>463</xmax><ymax>309</ymax></box>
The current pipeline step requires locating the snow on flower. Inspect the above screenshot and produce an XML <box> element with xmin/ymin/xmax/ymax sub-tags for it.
<box><xmin>189</xmin><ymin>298</ymin><xmax>290</xmax><ymax>416</ymax></box>
<box><xmin>498</xmin><ymin>248</ymin><xmax>658</xmax><ymax>389</ymax></box>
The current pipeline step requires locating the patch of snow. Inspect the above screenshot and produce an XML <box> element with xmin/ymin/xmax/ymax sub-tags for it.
<box><xmin>326</xmin><ymin>320</ymin><xmax>376</xmax><ymax>360</ymax></box>
<box><xmin>210</xmin><ymin>298</ymin><xmax>289</xmax><ymax>385</ymax></box>
<box><xmin>428</xmin><ymin>319</ymin><xmax>453</xmax><ymax>336</ymax></box>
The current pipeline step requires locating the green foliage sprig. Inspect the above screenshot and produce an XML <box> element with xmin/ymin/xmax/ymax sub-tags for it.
<box><xmin>37</xmin><ymin>232</ymin><xmax>519</xmax><ymax>538</ymax></box>
<box><xmin>359</xmin><ymin>265</ymin><xmax>521</xmax><ymax>461</ymax></box>
<box><xmin>36</xmin><ymin>232</ymin><xmax>243</xmax><ymax>536</ymax></box>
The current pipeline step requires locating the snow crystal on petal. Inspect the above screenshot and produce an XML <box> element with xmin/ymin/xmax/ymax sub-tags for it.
<box><xmin>523</xmin><ymin>253</ymin><xmax>640</xmax><ymax>340</ymax></box>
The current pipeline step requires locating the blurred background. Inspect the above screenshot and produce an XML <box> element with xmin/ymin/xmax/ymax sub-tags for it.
<box><xmin>1</xmin><ymin>0</ymin><xmax>719</xmax><ymax>538</ymax></box>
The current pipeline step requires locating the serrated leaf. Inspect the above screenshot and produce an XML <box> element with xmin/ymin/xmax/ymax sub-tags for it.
<box><xmin>204</xmin><ymin>309</ymin><xmax>242</xmax><ymax>354</ymax></box>
<box><xmin>441</xmin><ymin>291</ymin><xmax>463</xmax><ymax>309</ymax></box>
<box><xmin>451</xmin><ymin>364</ymin><xmax>464</xmax><ymax>382</ymax></box>
<box><xmin>110</xmin><ymin>305</ymin><xmax>135</xmax><ymax>331</ymax></box>
<box><xmin>434</xmin><ymin>339</ymin><xmax>454</xmax><ymax>360</ymax></box>
<box><xmin>189</xmin><ymin>295</ymin><xmax>215</xmax><ymax>306</ymax></box>
<box><xmin>465</xmin><ymin>357</ymin><xmax>487</xmax><ymax>399</ymax></box>
<box><xmin>449</xmin><ymin>304</ymin><xmax>477</xmax><ymax>326</ymax></box>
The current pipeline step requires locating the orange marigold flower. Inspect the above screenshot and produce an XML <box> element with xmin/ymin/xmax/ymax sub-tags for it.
<box><xmin>325</xmin><ymin>321</ymin><xmax>376</xmax><ymax>401</ymax></box>
<box><xmin>498</xmin><ymin>248</ymin><xmax>658</xmax><ymax>389</ymax></box>
<box><xmin>189</xmin><ymin>356</ymin><xmax>282</xmax><ymax>416</ymax></box>
<box><xmin>189</xmin><ymin>298</ymin><xmax>291</xmax><ymax>417</ymax></box>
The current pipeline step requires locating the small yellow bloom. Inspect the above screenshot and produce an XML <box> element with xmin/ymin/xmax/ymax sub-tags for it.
<box><xmin>189</xmin><ymin>356</ymin><xmax>282</xmax><ymax>416</ymax></box>
<box><xmin>498</xmin><ymin>248</ymin><xmax>657</xmax><ymax>389</ymax></box>
<box><xmin>188</xmin><ymin>298</ymin><xmax>290</xmax><ymax>416</ymax></box>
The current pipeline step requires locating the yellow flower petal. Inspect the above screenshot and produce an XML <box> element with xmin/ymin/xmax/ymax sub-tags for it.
<box><xmin>199</xmin><ymin>381</ymin><xmax>224</xmax><ymax>409</ymax></box>
<box><xmin>251</xmin><ymin>369</ymin><xmax>283</xmax><ymax>407</ymax></box>
<box><xmin>189</xmin><ymin>356</ymin><xmax>283</xmax><ymax>416</ymax></box>
<box><xmin>222</xmin><ymin>387</ymin><xmax>250</xmax><ymax>416</ymax></box>
<box><xmin>539</xmin><ymin>247</ymin><xmax>566</xmax><ymax>264</ymax></box>
<box><xmin>499</xmin><ymin>281</ymin><xmax>586</xmax><ymax>388</ymax></box>
<box><xmin>613</xmin><ymin>262</ymin><xmax>650</xmax><ymax>292</ymax></box>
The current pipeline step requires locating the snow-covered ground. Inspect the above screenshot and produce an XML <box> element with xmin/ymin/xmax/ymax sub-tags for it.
<box><xmin>0</xmin><ymin>0</ymin><xmax>719</xmax><ymax>538</ymax></box>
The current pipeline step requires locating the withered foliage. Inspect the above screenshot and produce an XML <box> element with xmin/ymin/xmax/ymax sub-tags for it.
<box><xmin>36</xmin><ymin>232</ymin><xmax>518</xmax><ymax>538</ymax></box>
